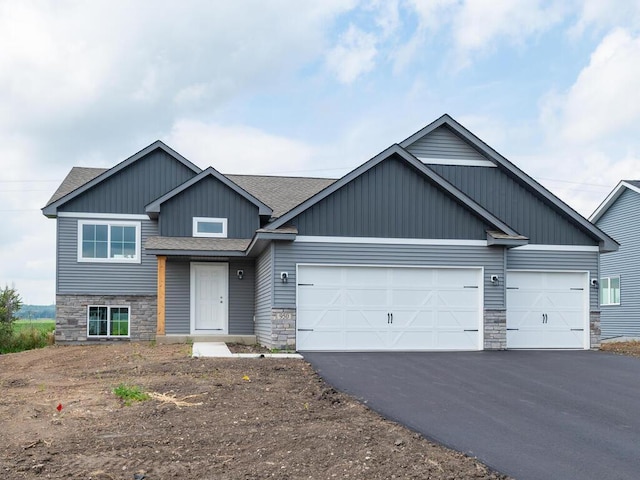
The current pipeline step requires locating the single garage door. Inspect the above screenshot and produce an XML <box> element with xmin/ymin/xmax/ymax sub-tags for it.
<box><xmin>506</xmin><ymin>271</ymin><xmax>589</xmax><ymax>349</ymax></box>
<box><xmin>296</xmin><ymin>265</ymin><xmax>483</xmax><ymax>351</ymax></box>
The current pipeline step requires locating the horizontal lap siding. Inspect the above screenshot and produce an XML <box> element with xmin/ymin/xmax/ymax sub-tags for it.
<box><xmin>57</xmin><ymin>217</ymin><xmax>158</xmax><ymax>295</ymax></box>
<box><xmin>507</xmin><ymin>249</ymin><xmax>599</xmax><ymax>310</ymax></box>
<box><xmin>291</xmin><ymin>155</ymin><xmax>489</xmax><ymax>239</ymax></box>
<box><xmin>406</xmin><ymin>125</ymin><xmax>488</xmax><ymax>160</ymax></box>
<box><xmin>165</xmin><ymin>259</ymin><xmax>256</xmax><ymax>335</ymax></box>
<box><xmin>596</xmin><ymin>189</ymin><xmax>640</xmax><ymax>338</ymax></box>
<box><xmin>254</xmin><ymin>245</ymin><xmax>274</xmax><ymax>345</ymax></box>
<box><xmin>274</xmin><ymin>242</ymin><xmax>505</xmax><ymax>309</ymax></box>
<box><xmin>166</xmin><ymin>260</ymin><xmax>190</xmax><ymax>334</ymax></box>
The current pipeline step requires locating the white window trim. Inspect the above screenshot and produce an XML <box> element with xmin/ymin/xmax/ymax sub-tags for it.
<box><xmin>601</xmin><ymin>276</ymin><xmax>621</xmax><ymax>306</ymax></box>
<box><xmin>86</xmin><ymin>305</ymin><xmax>131</xmax><ymax>338</ymax></box>
<box><xmin>193</xmin><ymin>217</ymin><xmax>228</xmax><ymax>238</ymax></box>
<box><xmin>77</xmin><ymin>220</ymin><xmax>142</xmax><ymax>263</ymax></box>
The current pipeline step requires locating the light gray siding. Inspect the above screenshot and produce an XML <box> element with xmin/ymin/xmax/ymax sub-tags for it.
<box><xmin>428</xmin><ymin>164</ymin><xmax>598</xmax><ymax>246</ymax></box>
<box><xmin>273</xmin><ymin>241</ymin><xmax>505</xmax><ymax>309</ymax></box>
<box><xmin>291</xmin><ymin>155</ymin><xmax>490</xmax><ymax>239</ymax></box>
<box><xmin>159</xmin><ymin>176</ymin><xmax>260</xmax><ymax>238</ymax></box>
<box><xmin>254</xmin><ymin>244</ymin><xmax>274</xmax><ymax>345</ymax></box>
<box><xmin>57</xmin><ymin>216</ymin><xmax>158</xmax><ymax>295</ymax></box>
<box><xmin>166</xmin><ymin>260</ymin><xmax>190</xmax><ymax>334</ymax></box>
<box><xmin>595</xmin><ymin>188</ymin><xmax>640</xmax><ymax>338</ymax></box>
<box><xmin>507</xmin><ymin>249</ymin><xmax>599</xmax><ymax>310</ymax></box>
<box><xmin>406</xmin><ymin>125</ymin><xmax>489</xmax><ymax>161</ymax></box>
<box><xmin>164</xmin><ymin>259</ymin><xmax>255</xmax><ymax>335</ymax></box>
<box><xmin>59</xmin><ymin>149</ymin><xmax>197</xmax><ymax>214</ymax></box>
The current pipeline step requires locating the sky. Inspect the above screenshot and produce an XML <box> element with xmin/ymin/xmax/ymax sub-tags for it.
<box><xmin>1</xmin><ymin>0</ymin><xmax>640</xmax><ymax>305</ymax></box>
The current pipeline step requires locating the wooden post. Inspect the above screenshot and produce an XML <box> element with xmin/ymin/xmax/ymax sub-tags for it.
<box><xmin>157</xmin><ymin>255</ymin><xmax>166</xmax><ymax>336</ymax></box>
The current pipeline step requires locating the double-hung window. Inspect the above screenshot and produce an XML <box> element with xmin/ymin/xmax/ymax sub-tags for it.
<box><xmin>78</xmin><ymin>220</ymin><xmax>141</xmax><ymax>263</ymax></box>
<box><xmin>600</xmin><ymin>276</ymin><xmax>620</xmax><ymax>306</ymax></box>
<box><xmin>87</xmin><ymin>306</ymin><xmax>130</xmax><ymax>337</ymax></box>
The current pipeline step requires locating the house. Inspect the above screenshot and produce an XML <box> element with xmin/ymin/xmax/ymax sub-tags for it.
<box><xmin>42</xmin><ymin>114</ymin><xmax>617</xmax><ymax>351</ymax></box>
<box><xmin>590</xmin><ymin>181</ymin><xmax>640</xmax><ymax>340</ymax></box>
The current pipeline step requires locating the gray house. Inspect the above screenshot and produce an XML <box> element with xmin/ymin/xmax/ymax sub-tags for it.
<box><xmin>42</xmin><ymin>114</ymin><xmax>617</xmax><ymax>351</ymax></box>
<box><xmin>590</xmin><ymin>180</ymin><xmax>640</xmax><ymax>340</ymax></box>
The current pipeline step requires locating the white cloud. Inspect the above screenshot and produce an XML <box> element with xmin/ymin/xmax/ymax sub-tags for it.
<box><xmin>165</xmin><ymin>119</ymin><xmax>315</xmax><ymax>175</ymax></box>
<box><xmin>541</xmin><ymin>29</ymin><xmax>640</xmax><ymax>146</ymax></box>
<box><xmin>570</xmin><ymin>0</ymin><xmax>640</xmax><ymax>37</ymax></box>
<box><xmin>326</xmin><ymin>24</ymin><xmax>378</xmax><ymax>83</ymax></box>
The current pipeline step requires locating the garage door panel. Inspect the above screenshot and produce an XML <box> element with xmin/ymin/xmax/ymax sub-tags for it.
<box><xmin>506</xmin><ymin>271</ymin><xmax>587</xmax><ymax>349</ymax></box>
<box><xmin>297</xmin><ymin>265</ymin><xmax>482</xmax><ymax>351</ymax></box>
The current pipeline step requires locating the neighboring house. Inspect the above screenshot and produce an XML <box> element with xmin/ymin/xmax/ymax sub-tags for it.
<box><xmin>590</xmin><ymin>181</ymin><xmax>640</xmax><ymax>340</ymax></box>
<box><xmin>42</xmin><ymin>114</ymin><xmax>617</xmax><ymax>351</ymax></box>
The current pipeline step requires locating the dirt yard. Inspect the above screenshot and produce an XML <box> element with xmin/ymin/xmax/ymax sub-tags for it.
<box><xmin>0</xmin><ymin>343</ymin><xmax>511</xmax><ymax>479</ymax></box>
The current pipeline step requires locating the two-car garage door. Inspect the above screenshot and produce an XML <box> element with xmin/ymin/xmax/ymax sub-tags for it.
<box><xmin>296</xmin><ymin>265</ymin><xmax>483</xmax><ymax>351</ymax></box>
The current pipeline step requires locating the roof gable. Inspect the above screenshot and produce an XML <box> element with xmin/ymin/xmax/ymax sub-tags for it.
<box><xmin>269</xmin><ymin>144</ymin><xmax>521</xmax><ymax>238</ymax></box>
<box><xmin>42</xmin><ymin>141</ymin><xmax>201</xmax><ymax>217</ymax></box>
<box><xmin>400</xmin><ymin>114</ymin><xmax>618</xmax><ymax>252</ymax></box>
<box><xmin>590</xmin><ymin>180</ymin><xmax>640</xmax><ymax>224</ymax></box>
<box><xmin>145</xmin><ymin>167</ymin><xmax>273</xmax><ymax>218</ymax></box>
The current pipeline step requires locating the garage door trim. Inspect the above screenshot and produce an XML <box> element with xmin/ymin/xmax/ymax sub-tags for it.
<box><xmin>296</xmin><ymin>263</ymin><xmax>485</xmax><ymax>351</ymax></box>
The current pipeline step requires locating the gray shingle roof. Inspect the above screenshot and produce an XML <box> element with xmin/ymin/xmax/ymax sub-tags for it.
<box><xmin>226</xmin><ymin>174</ymin><xmax>336</xmax><ymax>218</ymax></box>
<box><xmin>46</xmin><ymin>167</ymin><xmax>107</xmax><ymax>206</ymax></box>
<box><xmin>145</xmin><ymin>236</ymin><xmax>251</xmax><ymax>252</ymax></box>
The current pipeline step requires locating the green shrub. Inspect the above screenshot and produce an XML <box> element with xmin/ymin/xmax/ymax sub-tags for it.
<box><xmin>113</xmin><ymin>384</ymin><xmax>150</xmax><ymax>406</ymax></box>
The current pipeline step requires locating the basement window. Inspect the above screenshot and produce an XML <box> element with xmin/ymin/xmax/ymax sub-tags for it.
<box><xmin>87</xmin><ymin>306</ymin><xmax>130</xmax><ymax>338</ymax></box>
<box><xmin>600</xmin><ymin>277</ymin><xmax>620</xmax><ymax>306</ymax></box>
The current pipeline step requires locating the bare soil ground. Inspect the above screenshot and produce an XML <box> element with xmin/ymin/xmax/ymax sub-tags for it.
<box><xmin>600</xmin><ymin>340</ymin><xmax>640</xmax><ymax>357</ymax></box>
<box><xmin>0</xmin><ymin>343</ymin><xmax>510</xmax><ymax>480</ymax></box>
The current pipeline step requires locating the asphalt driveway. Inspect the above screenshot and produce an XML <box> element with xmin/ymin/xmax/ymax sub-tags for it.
<box><xmin>304</xmin><ymin>351</ymin><xmax>640</xmax><ymax>480</ymax></box>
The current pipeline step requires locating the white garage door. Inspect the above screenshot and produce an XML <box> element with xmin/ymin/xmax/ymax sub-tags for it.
<box><xmin>296</xmin><ymin>265</ymin><xmax>483</xmax><ymax>351</ymax></box>
<box><xmin>506</xmin><ymin>271</ymin><xmax>589</xmax><ymax>349</ymax></box>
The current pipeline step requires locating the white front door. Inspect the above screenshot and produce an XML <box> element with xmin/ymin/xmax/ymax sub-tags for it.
<box><xmin>296</xmin><ymin>265</ymin><xmax>483</xmax><ymax>351</ymax></box>
<box><xmin>506</xmin><ymin>271</ymin><xmax>589</xmax><ymax>349</ymax></box>
<box><xmin>191</xmin><ymin>263</ymin><xmax>228</xmax><ymax>334</ymax></box>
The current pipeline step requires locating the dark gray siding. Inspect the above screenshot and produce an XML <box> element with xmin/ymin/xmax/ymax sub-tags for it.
<box><xmin>254</xmin><ymin>245</ymin><xmax>274</xmax><ymax>345</ymax></box>
<box><xmin>429</xmin><ymin>164</ymin><xmax>598</xmax><ymax>246</ymax></box>
<box><xmin>273</xmin><ymin>241</ymin><xmax>505</xmax><ymax>309</ymax></box>
<box><xmin>228</xmin><ymin>259</ymin><xmax>255</xmax><ymax>335</ymax></box>
<box><xmin>57</xmin><ymin>216</ymin><xmax>157</xmax><ymax>295</ymax></box>
<box><xmin>159</xmin><ymin>176</ymin><xmax>259</xmax><ymax>238</ymax></box>
<box><xmin>166</xmin><ymin>260</ymin><xmax>190</xmax><ymax>334</ymax></box>
<box><xmin>596</xmin><ymin>189</ymin><xmax>640</xmax><ymax>338</ymax></box>
<box><xmin>507</xmin><ymin>249</ymin><xmax>599</xmax><ymax>310</ymax></box>
<box><xmin>164</xmin><ymin>259</ymin><xmax>255</xmax><ymax>335</ymax></box>
<box><xmin>406</xmin><ymin>125</ymin><xmax>488</xmax><ymax>160</ymax></box>
<box><xmin>291</xmin><ymin>155</ymin><xmax>490</xmax><ymax>239</ymax></box>
<box><xmin>59</xmin><ymin>150</ymin><xmax>197</xmax><ymax>214</ymax></box>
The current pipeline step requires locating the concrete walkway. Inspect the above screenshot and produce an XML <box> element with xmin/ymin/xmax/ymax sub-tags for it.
<box><xmin>192</xmin><ymin>342</ymin><xmax>302</xmax><ymax>359</ymax></box>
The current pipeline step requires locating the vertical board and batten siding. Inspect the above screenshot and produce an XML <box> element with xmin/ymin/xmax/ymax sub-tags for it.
<box><xmin>428</xmin><ymin>164</ymin><xmax>598</xmax><ymax>246</ymax></box>
<box><xmin>254</xmin><ymin>245</ymin><xmax>274</xmax><ymax>345</ymax></box>
<box><xmin>507</xmin><ymin>249</ymin><xmax>599</xmax><ymax>310</ymax></box>
<box><xmin>291</xmin><ymin>155</ymin><xmax>490</xmax><ymax>239</ymax></box>
<box><xmin>595</xmin><ymin>188</ymin><xmax>640</xmax><ymax>338</ymax></box>
<box><xmin>406</xmin><ymin>125</ymin><xmax>490</xmax><ymax>160</ymax></box>
<box><xmin>58</xmin><ymin>150</ymin><xmax>197</xmax><ymax>214</ymax></box>
<box><xmin>159</xmin><ymin>176</ymin><xmax>260</xmax><ymax>238</ymax></box>
<box><xmin>57</xmin><ymin>216</ymin><xmax>158</xmax><ymax>295</ymax></box>
<box><xmin>273</xmin><ymin>242</ymin><xmax>505</xmax><ymax>309</ymax></box>
<box><xmin>165</xmin><ymin>259</ymin><xmax>256</xmax><ymax>335</ymax></box>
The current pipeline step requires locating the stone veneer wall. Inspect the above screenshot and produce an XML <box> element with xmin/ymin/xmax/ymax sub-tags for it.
<box><xmin>270</xmin><ymin>308</ymin><xmax>296</xmax><ymax>350</ymax></box>
<box><xmin>590</xmin><ymin>311</ymin><xmax>601</xmax><ymax>349</ymax></box>
<box><xmin>484</xmin><ymin>309</ymin><xmax>506</xmax><ymax>350</ymax></box>
<box><xmin>55</xmin><ymin>294</ymin><xmax>157</xmax><ymax>344</ymax></box>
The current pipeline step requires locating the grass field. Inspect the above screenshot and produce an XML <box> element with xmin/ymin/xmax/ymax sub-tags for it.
<box><xmin>0</xmin><ymin>319</ymin><xmax>55</xmax><ymax>353</ymax></box>
<box><xmin>14</xmin><ymin>319</ymin><xmax>55</xmax><ymax>334</ymax></box>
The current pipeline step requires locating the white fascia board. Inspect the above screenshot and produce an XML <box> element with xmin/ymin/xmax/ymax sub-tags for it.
<box><xmin>510</xmin><ymin>244</ymin><xmax>599</xmax><ymax>252</ymax></box>
<box><xmin>589</xmin><ymin>181</ymin><xmax>640</xmax><ymax>223</ymax></box>
<box><xmin>418</xmin><ymin>157</ymin><xmax>496</xmax><ymax>167</ymax></box>
<box><xmin>295</xmin><ymin>236</ymin><xmax>488</xmax><ymax>246</ymax></box>
<box><xmin>59</xmin><ymin>212</ymin><xmax>149</xmax><ymax>220</ymax></box>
